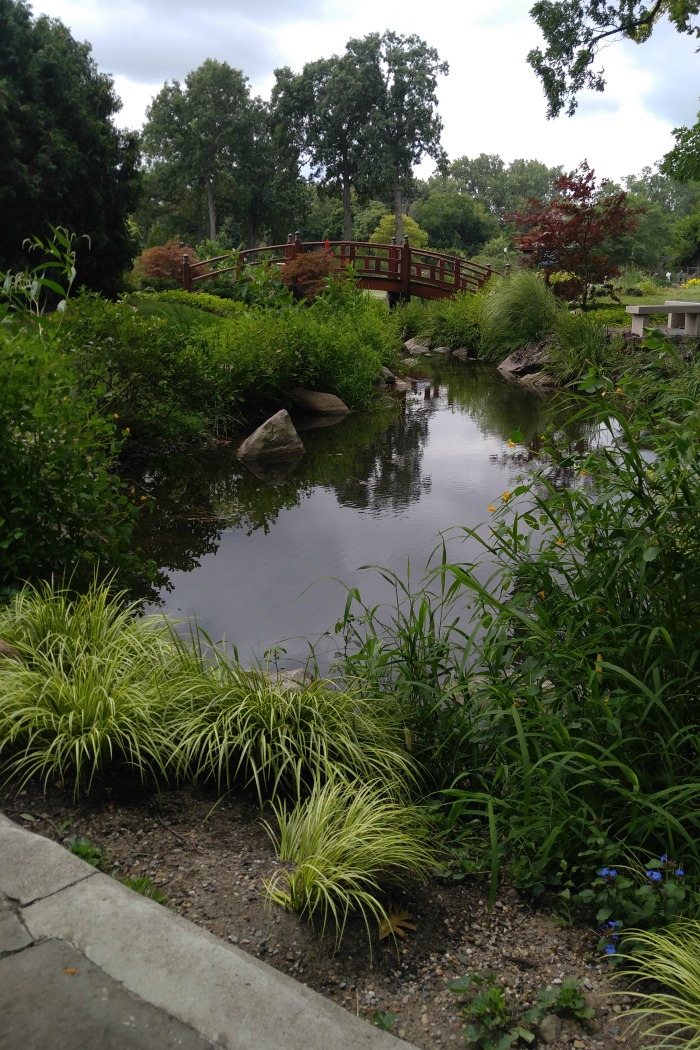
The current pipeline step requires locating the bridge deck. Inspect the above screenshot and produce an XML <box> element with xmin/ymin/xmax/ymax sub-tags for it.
<box><xmin>182</xmin><ymin>236</ymin><xmax>495</xmax><ymax>301</ymax></box>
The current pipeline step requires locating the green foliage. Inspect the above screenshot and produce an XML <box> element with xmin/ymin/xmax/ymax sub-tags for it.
<box><xmin>550</xmin><ymin>311</ymin><xmax>611</xmax><ymax>383</ymax></box>
<box><xmin>262</xmin><ymin>777</ymin><xmax>436</xmax><ymax>944</ymax></box>
<box><xmin>58</xmin><ymin>291</ymin><xmax>233</xmax><ymax>444</ymax></box>
<box><xmin>121</xmin><ymin>876</ymin><xmax>168</xmax><ymax>904</ymax></box>
<box><xmin>135</xmin><ymin>290</ymin><xmax>247</xmax><ymax>319</ymax></box>
<box><xmin>370</xmin><ymin>213</ymin><xmax>429</xmax><ymax>248</ymax></box>
<box><xmin>0</xmin><ymin>236</ymin><xmax>142</xmax><ymax>587</ymax></box>
<box><xmin>479</xmin><ymin>270</ymin><xmax>560</xmax><ymax>360</ymax></box>
<box><xmin>448</xmin><ymin>973</ymin><xmax>593</xmax><ymax>1049</ymax></box>
<box><xmin>167</xmin><ymin>652</ymin><xmax>416</xmax><ymax>801</ymax></box>
<box><xmin>184</xmin><ymin>293</ymin><xmax>396</xmax><ymax>415</ymax></box>
<box><xmin>618</xmin><ymin>919</ymin><xmax>700</xmax><ymax>1048</ymax></box>
<box><xmin>67</xmin><ymin>836</ymin><xmax>107</xmax><ymax>868</ymax></box>
<box><xmin>411</xmin><ymin>185</ymin><xmax>498</xmax><ymax>253</ymax></box>
<box><xmin>576</xmin><ymin>856</ymin><xmax>692</xmax><ymax>956</ymax></box>
<box><xmin>0</xmin><ymin>0</ymin><xmax>141</xmax><ymax>293</ymax></box>
<box><xmin>0</xmin><ymin>579</ymin><xmax>181</xmax><ymax>795</ymax></box>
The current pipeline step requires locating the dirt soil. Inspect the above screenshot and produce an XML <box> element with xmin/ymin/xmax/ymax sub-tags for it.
<box><xmin>0</xmin><ymin>781</ymin><xmax>640</xmax><ymax>1050</ymax></box>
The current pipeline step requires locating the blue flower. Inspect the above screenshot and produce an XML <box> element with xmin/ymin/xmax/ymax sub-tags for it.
<box><xmin>675</xmin><ymin>868</ymin><xmax>685</xmax><ymax>878</ymax></box>
<box><xmin>646</xmin><ymin>870</ymin><xmax>663</xmax><ymax>883</ymax></box>
<box><xmin>604</xmin><ymin>943</ymin><xmax>617</xmax><ymax>955</ymax></box>
<box><xmin>599</xmin><ymin>867</ymin><xmax>618</xmax><ymax>879</ymax></box>
<box><xmin>660</xmin><ymin>854</ymin><xmax>668</xmax><ymax>863</ymax></box>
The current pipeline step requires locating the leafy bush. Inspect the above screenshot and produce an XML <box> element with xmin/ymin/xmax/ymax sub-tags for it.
<box><xmin>262</xmin><ymin>777</ymin><xmax>436</xmax><ymax>943</ymax></box>
<box><xmin>0</xmin><ymin>580</ymin><xmax>180</xmax><ymax>794</ymax></box>
<box><xmin>389</xmin><ymin>290</ymin><xmax>485</xmax><ymax>352</ymax></box>
<box><xmin>279</xmin><ymin>250</ymin><xmax>338</xmax><ymax>301</ymax></box>
<box><xmin>59</xmin><ymin>291</ymin><xmax>238</xmax><ymax>443</ymax></box>
<box><xmin>479</xmin><ymin>270</ymin><xmax>560</xmax><ymax>361</ymax></box>
<box><xmin>132</xmin><ymin>241</ymin><xmax>197</xmax><ymax>285</ymax></box>
<box><xmin>134</xmin><ymin>289</ymin><xmax>247</xmax><ymax>319</ymax></box>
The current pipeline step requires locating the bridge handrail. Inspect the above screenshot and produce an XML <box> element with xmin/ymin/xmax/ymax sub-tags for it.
<box><xmin>182</xmin><ymin>236</ymin><xmax>496</xmax><ymax>297</ymax></box>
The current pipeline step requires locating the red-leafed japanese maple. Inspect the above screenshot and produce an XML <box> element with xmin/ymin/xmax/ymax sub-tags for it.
<box><xmin>508</xmin><ymin>161</ymin><xmax>641</xmax><ymax>307</ymax></box>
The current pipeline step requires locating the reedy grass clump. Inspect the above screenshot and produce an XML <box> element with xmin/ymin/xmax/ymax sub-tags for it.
<box><xmin>0</xmin><ymin>580</ymin><xmax>180</xmax><ymax>794</ymax></box>
<box><xmin>618</xmin><ymin>920</ymin><xmax>700</xmax><ymax>1047</ymax></box>
<box><xmin>550</xmin><ymin>311</ymin><xmax>612</xmax><ymax>383</ymax></box>
<box><xmin>167</xmin><ymin>649</ymin><xmax>417</xmax><ymax>803</ymax></box>
<box><xmin>479</xmin><ymin>269</ymin><xmax>560</xmax><ymax>361</ymax></box>
<box><xmin>262</xmin><ymin>776</ymin><xmax>436</xmax><ymax>943</ymax></box>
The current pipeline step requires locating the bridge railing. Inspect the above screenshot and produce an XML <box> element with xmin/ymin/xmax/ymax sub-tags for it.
<box><xmin>182</xmin><ymin>234</ymin><xmax>495</xmax><ymax>300</ymax></box>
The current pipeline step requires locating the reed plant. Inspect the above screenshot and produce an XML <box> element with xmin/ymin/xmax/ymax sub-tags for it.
<box><xmin>262</xmin><ymin>776</ymin><xmax>436</xmax><ymax>943</ymax></box>
<box><xmin>479</xmin><ymin>270</ymin><xmax>560</xmax><ymax>361</ymax></box>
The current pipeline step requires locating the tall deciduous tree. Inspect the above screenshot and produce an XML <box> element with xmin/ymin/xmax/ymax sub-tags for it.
<box><xmin>528</xmin><ymin>0</ymin><xmax>700</xmax><ymax>118</ymax></box>
<box><xmin>143</xmin><ymin>60</ymin><xmax>254</xmax><ymax>243</ymax></box>
<box><xmin>373</xmin><ymin>32</ymin><xmax>449</xmax><ymax>241</ymax></box>
<box><xmin>0</xmin><ymin>0</ymin><xmax>141</xmax><ymax>292</ymax></box>
<box><xmin>509</xmin><ymin>161</ymin><xmax>641</xmax><ymax>306</ymax></box>
<box><xmin>448</xmin><ymin>154</ymin><xmax>561</xmax><ymax>216</ymax></box>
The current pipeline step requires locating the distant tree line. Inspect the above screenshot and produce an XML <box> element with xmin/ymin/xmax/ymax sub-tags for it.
<box><xmin>4</xmin><ymin>0</ymin><xmax>700</xmax><ymax>293</ymax></box>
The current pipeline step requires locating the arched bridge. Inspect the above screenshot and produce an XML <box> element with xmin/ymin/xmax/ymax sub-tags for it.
<box><xmin>182</xmin><ymin>234</ymin><xmax>495</xmax><ymax>301</ymax></box>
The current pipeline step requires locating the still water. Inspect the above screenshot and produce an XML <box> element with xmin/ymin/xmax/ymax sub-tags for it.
<box><xmin>133</xmin><ymin>360</ymin><xmax>570</xmax><ymax>669</ymax></box>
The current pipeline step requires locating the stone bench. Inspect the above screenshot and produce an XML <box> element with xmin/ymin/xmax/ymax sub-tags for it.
<box><xmin>665</xmin><ymin>300</ymin><xmax>700</xmax><ymax>336</ymax></box>
<box><xmin>625</xmin><ymin>304</ymin><xmax>668</xmax><ymax>337</ymax></box>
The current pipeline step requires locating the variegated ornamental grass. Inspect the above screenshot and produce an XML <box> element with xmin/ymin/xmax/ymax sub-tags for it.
<box><xmin>0</xmin><ymin>580</ymin><xmax>181</xmax><ymax>794</ymax></box>
<box><xmin>262</xmin><ymin>776</ymin><xmax>437</xmax><ymax>944</ymax></box>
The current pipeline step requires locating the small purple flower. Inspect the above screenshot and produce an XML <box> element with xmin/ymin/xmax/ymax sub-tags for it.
<box><xmin>646</xmin><ymin>870</ymin><xmax>663</xmax><ymax>883</ymax></box>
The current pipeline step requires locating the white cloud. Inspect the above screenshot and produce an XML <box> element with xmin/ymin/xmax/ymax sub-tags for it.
<box><xmin>30</xmin><ymin>0</ymin><xmax>700</xmax><ymax>182</ymax></box>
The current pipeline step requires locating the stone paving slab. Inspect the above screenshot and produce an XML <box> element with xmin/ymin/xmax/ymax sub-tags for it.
<box><xmin>0</xmin><ymin>939</ymin><xmax>216</xmax><ymax>1050</ymax></box>
<box><xmin>0</xmin><ymin>813</ymin><xmax>419</xmax><ymax>1050</ymax></box>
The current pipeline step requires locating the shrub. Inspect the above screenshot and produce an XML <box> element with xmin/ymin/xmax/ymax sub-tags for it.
<box><xmin>479</xmin><ymin>270</ymin><xmax>560</xmax><ymax>361</ymax></box>
<box><xmin>279</xmin><ymin>251</ymin><xmax>338</xmax><ymax>301</ymax></box>
<box><xmin>262</xmin><ymin>777</ymin><xmax>436</xmax><ymax>943</ymax></box>
<box><xmin>59</xmin><ymin>291</ymin><xmax>237</xmax><ymax>443</ymax></box>
<box><xmin>132</xmin><ymin>241</ymin><xmax>197</xmax><ymax>285</ymax></box>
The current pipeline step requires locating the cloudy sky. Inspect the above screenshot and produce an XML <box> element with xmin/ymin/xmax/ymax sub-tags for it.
<box><xmin>30</xmin><ymin>0</ymin><xmax>700</xmax><ymax>184</ymax></box>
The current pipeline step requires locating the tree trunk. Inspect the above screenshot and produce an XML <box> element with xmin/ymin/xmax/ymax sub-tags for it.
<box><xmin>393</xmin><ymin>177</ymin><xmax>403</xmax><ymax>241</ymax></box>
<box><xmin>205</xmin><ymin>177</ymin><xmax>217</xmax><ymax>241</ymax></box>
<box><xmin>342</xmin><ymin>157</ymin><xmax>352</xmax><ymax>241</ymax></box>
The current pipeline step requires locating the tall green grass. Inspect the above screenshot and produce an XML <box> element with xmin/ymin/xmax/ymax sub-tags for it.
<box><xmin>479</xmin><ymin>270</ymin><xmax>560</xmax><ymax>361</ymax></box>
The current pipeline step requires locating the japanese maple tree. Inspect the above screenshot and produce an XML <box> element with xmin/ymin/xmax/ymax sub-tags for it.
<box><xmin>508</xmin><ymin>161</ymin><xmax>641</xmax><ymax>307</ymax></box>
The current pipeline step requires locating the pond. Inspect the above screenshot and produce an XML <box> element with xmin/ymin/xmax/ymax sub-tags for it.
<box><xmin>132</xmin><ymin>360</ymin><xmax>573</xmax><ymax>670</ymax></box>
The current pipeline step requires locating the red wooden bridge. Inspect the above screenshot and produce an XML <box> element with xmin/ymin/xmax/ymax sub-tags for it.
<box><xmin>181</xmin><ymin>233</ymin><xmax>495</xmax><ymax>301</ymax></box>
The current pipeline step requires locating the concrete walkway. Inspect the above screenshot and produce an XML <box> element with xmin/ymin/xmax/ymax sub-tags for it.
<box><xmin>0</xmin><ymin>814</ymin><xmax>418</xmax><ymax>1050</ymax></box>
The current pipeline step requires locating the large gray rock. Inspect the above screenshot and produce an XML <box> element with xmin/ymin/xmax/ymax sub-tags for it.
<box><xmin>237</xmin><ymin>410</ymin><xmax>304</xmax><ymax>461</ymax></box>
<box><xmin>403</xmin><ymin>337</ymin><xmax>431</xmax><ymax>355</ymax></box>
<box><xmin>292</xmin><ymin>388</ymin><xmax>350</xmax><ymax>416</ymax></box>
<box><xmin>498</xmin><ymin>342</ymin><xmax>550</xmax><ymax>379</ymax></box>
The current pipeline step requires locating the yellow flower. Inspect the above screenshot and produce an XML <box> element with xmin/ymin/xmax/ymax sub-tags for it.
<box><xmin>508</xmin><ymin>440</ymin><xmax>517</xmax><ymax>448</ymax></box>
<box><xmin>580</xmin><ymin>471</ymin><xmax>589</xmax><ymax>477</ymax></box>
<box><xmin>601</xmin><ymin>390</ymin><xmax>607</xmax><ymax>397</ymax></box>
<box><xmin>125</xmin><ymin>427</ymin><xmax>131</xmax><ymax>434</ymax></box>
<box><xmin>113</xmin><ymin>413</ymin><xmax>119</xmax><ymax>419</ymax></box>
<box><xmin>140</xmin><ymin>495</ymin><xmax>147</xmax><ymax>502</ymax></box>
<box><xmin>537</xmin><ymin>589</ymin><xmax>546</xmax><ymax>600</ymax></box>
<box><xmin>129</xmin><ymin>487</ymin><xmax>135</xmax><ymax>495</ymax></box>
<box><xmin>616</xmin><ymin>386</ymin><xmax>623</xmax><ymax>394</ymax></box>
<box><xmin>502</xmin><ymin>491</ymin><xmax>511</xmax><ymax>502</ymax></box>
<box><xmin>556</xmin><ymin>536</ymin><xmax>565</xmax><ymax>546</ymax></box>
<box><xmin>489</xmin><ymin>503</ymin><xmax>496</xmax><ymax>513</ymax></box>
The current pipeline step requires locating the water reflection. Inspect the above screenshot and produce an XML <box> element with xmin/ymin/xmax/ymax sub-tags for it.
<box><xmin>130</xmin><ymin>361</ymin><xmax>582</xmax><ymax>667</ymax></box>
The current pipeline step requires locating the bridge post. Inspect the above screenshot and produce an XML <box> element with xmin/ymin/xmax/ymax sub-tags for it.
<box><xmin>182</xmin><ymin>254</ymin><xmax>192</xmax><ymax>292</ymax></box>
<box><xmin>293</xmin><ymin>231</ymin><xmax>302</xmax><ymax>258</ymax></box>
<box><xmin>454</xmin><ymin>258</ymin><xmax>461</xmax><ymax>293</ymax></box>
<box><xmin>285</xmin><ymin>234</ymin><xmax>294</xmax><ymax>260</ymax></box>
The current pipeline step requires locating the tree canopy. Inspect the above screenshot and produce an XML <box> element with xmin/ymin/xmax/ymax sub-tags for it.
<box><xmin>0</xmin><ymin>0</ymin><xmax>141</xmax><ymax>292</ymax></box>
<box><xmin>528</xmin><ymin>1</ymin><xmax>700</xmax><ymax>117</ymax></box>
